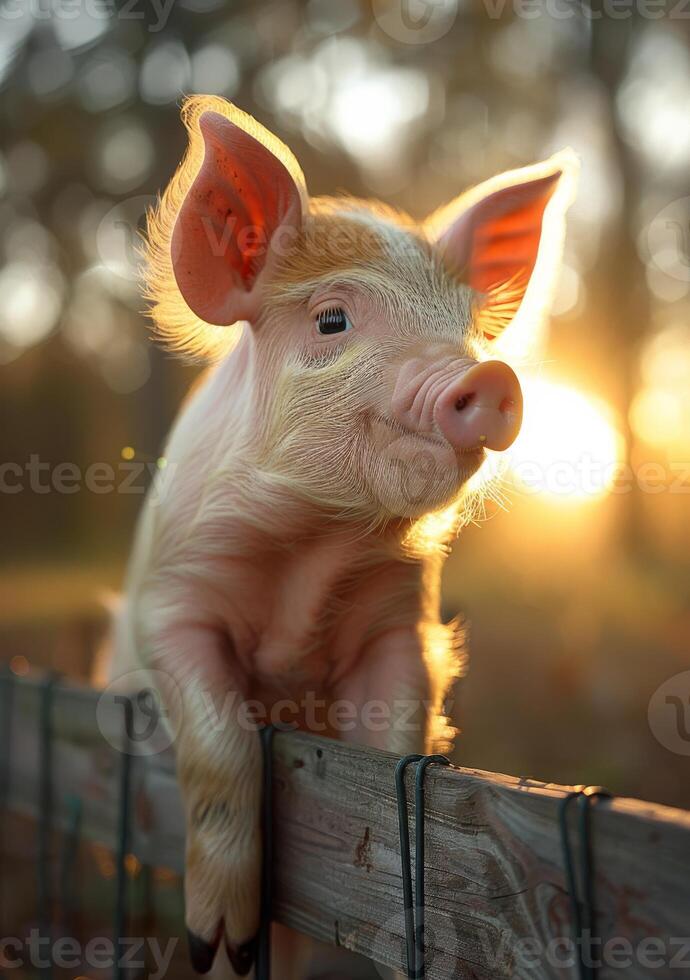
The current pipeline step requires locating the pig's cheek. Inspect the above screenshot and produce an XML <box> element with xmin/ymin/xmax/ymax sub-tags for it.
<box><xmin>364</xmin><ymin>434</ymin><xmax>460</xmax><ymax>517</ymax></box>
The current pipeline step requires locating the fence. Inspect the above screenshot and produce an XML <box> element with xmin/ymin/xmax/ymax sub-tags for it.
<box><xmin>1</xmin><ymin>673</ymin><xmax>690</xmax><ymax>979</ymax></box>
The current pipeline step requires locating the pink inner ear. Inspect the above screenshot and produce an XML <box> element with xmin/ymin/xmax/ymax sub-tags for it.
<box><xmin>441</xmin><ymin>172</ymin><xmax>561</xmax><ymax>295</ymax></box>
<box><xmin>172</xmin><ymin>112</ymin><xmax>302</xmax><ymax>326</ymax></box>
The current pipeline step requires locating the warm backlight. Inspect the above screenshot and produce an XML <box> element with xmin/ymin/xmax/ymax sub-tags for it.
<box><xmin>471</xmin><ymin>377</ymin><xmax>624</xmax><ymax>504</ymax></box>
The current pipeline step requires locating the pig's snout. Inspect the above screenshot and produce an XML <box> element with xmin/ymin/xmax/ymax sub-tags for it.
<box><xmin>435</xmin><ymin>360</ymin><xmax>523</xmax><ymax>453</ymax></box>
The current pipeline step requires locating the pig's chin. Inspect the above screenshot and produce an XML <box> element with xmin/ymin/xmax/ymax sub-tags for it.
<box><xmin>363</xmin><ymin>415</ymin><xmax>483</xmax><ymax>519</ymax></box>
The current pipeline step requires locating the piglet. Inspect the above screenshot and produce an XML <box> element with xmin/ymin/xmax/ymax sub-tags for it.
<box><xmin>109</xmin><ymin>97</ymin><xmax>576</xmax><ymax>977</ymax></box>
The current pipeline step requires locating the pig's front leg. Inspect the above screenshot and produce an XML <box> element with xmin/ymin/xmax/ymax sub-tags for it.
<box><xmin>295</xmin><ymin>628</ymin><xmax>436</xmax><ymax>980</ymax></box>
<box><xmin>148</xmin><ymin>625</ymin><xmax>261</xmax><ymax>976</ymax></box>
<box><xmin>336</xmin><ymin>626</ymin><xmax>438</xmax><ymax>758</ymax></box>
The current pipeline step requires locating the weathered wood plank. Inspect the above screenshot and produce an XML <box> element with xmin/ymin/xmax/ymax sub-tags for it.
<box><xmin>3</xmin><ymin>675</ymin><xmax>690</xmax><ymax>979</ymax></box>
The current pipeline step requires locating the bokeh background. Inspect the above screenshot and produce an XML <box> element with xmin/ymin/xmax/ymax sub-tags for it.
<box><xmin>1</xmin><ymin>0</ymin><xmax>689</xmax><ymax>820</ymax></box>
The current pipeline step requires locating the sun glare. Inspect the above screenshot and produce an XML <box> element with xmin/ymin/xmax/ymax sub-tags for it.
<box><xmin>630</xmin><ymin>323</ymin><xmax>690</xmax><ymax>456</ymax></box>
<box><xmin>509</xmin><ymin>378</ymin><xmax>624</xmax><ymax>503</ymax></box>
<box><xmin>470</xmin><ymin>377</ymin><xmax>625</xmax><ymax>505</ymax></box>
<box><xmin>405</xmin><ymin>503</ymin><xmax>462</xmax><ymax>554</ymax></box>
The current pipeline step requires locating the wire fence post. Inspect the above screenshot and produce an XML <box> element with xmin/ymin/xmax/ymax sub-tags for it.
<box><xmin>38</xmin><ymin>673</ymin><xmax>59</xmax><ymax>980</ymax></box>
<box><xmin>114</xmin><ymin>695</ymin><xmax>135</xmax><ymax>980</ymax></box>
<box><xmin>0</xmin><ymin>666</ymin><xmax>15</xmax><ymax>941</ymax></box>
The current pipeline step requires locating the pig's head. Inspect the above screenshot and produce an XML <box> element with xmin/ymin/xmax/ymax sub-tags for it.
<box><xmin>149</xmin><ymin>97</ymin><xmax>576</xmax><ymax>526</ymax></box>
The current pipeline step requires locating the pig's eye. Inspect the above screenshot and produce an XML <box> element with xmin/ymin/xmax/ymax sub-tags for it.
<box><xmin>316</xmin><ymin>307</ymin><xmax>352</xmax><ymax>335</ymax></box>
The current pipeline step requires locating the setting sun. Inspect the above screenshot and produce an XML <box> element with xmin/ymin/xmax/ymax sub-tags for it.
<box><xmin>471</xmin><ymin>377</ymin><xmax>625</xmax><ymax>505</ymax></box>
<box><xmin>508</xmin><ymin>377</ymin><xmax>625</xmax><ymax>503</ymax></box>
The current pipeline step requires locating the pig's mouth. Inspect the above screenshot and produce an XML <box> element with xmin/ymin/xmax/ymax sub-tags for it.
<box><xmin>358</xmin><ymin>412</ymin><xmax>488</xmax><ymax>516</ymax></box>
<box><xmin>370</xmin><ymin>412</ymin><xmax>486</xmax><ymax>457</ymax></box>
<box><xmin>366</xmin><ymin>413</ymin><xmax>486</xmax><ymax>477</ymax></box>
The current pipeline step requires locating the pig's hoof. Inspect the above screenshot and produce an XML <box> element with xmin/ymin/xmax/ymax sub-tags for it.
<box><xmin>187</xmin><ymin>928</ymin><xmax>220</xmax><ymax>974</ymax></box>
<box><xmin>226</xmin><ymin>937</ymin><xmax>256</xmax><ymax>976</ymax></box>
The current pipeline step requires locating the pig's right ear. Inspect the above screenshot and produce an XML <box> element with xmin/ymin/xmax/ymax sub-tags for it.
<box><xmin>425</xmin><ymin>150</ymin><xmax>578</xmax><ymax>356</ymax></box>
<box><xmin>170</xmin><ymin>104</ymin><xmax>307</xmax><ymax>327</ymax></box>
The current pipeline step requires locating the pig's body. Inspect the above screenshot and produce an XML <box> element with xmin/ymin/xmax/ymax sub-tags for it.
<box><xmin>111</xmin><ymin>321</ymin><xmax>459</xmax><ymax>980</ymax></box>
<box><xmin>112</xmin><ymin>326</ymin><xmax>456</xmax><ymax>742</ymax></box>
<box><xmin>111</xmin><ymin>96</ymin><xmax>576</xmax><ymax>977</ymax></box>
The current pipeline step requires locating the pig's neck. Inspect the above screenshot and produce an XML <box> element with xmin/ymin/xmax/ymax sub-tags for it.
<box><xmin>217</xmin><ymin>513</ymin><xmax>422</xmax><ymax>685</ymax></box>
<box><xmin>157</xmin><ymin>335</ymin><xmax>430</xmax><ymax>679</ymax></box>
<box><xmin>187</xmin><ymin>330</ymin><xmax>417</xmax><ymax>555</ymax></box>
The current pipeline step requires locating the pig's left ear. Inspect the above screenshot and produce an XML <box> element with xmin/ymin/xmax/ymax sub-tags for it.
<box><xmin>170</xmin><ymin>101</ymin><xmax>308</xmax><ymax>327</ymax></box>
<box><xmin>425</xmin><ymin>150</ymin><xmax>578</xmax><ymax>350</ymax></box>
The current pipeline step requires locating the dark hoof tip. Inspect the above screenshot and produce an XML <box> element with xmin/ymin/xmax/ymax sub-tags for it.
<box><xmin>226</xmin><ymin>937</ymin><xmax>256</xmax><ymax>976</ymax></box>
<box><xmin>187</xmin><ymin>928</ymin><xmax>220</xmax><ymax>974</ymax></box>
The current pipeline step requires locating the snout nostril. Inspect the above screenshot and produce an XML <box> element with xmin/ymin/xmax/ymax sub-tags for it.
<box><xmin>455</xmin><ymin>392</ymin><xmax>474</xmax><ymax>412</ymax></box>
<box><xmin>436</xmin><ymin>360</ymin><xmax>522</xmax><ymax>452</ymax></box>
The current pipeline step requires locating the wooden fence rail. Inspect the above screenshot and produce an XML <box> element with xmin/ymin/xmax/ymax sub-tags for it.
<box><xmin>2</xmin><ymin>674</ymin><xmax>690</xmax><ymax>979</ymax></box>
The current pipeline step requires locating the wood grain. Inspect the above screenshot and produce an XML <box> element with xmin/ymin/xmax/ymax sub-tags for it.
<box><xmin>2</xmin><ymin>675</ymin><xmax>690</xmax><ymax>979</ymax></box>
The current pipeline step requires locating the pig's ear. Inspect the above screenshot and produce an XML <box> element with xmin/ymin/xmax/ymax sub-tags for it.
<box><xmin>170</xmin><ymin>103</ymin><xmax>307</xmax><ymax>327</ymax></box>
<box><xmin>425</xmin><ymin>150</ymin><xmax>578</xmax><ymax>349</ymax></box>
